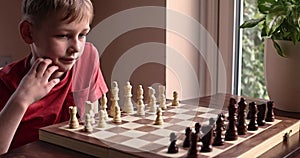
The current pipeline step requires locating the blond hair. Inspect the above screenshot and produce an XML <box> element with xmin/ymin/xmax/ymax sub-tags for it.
<box><xmin>22</xmin><ymin>0</ymin><xmax>94</xmax><ymax>25</ymax></box>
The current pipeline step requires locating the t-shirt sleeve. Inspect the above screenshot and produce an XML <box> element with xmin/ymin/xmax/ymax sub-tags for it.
<box><xmin>0</xmin><ymin>79</ymin><xmax>11</xmax><ymax>111</ymax></box>
<box><xmin>88</xmin><ymin>44</ymin><xmax>108</xmax><ymax>102</ymax></box>
<box><xmin>71</xmin><ymin>42</ymin><xmax>108</xmax><ymax>109</ymax></box>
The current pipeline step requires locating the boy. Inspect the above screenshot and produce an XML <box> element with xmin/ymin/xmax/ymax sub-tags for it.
<box><xmin>0</xmin><ymin>0</ymin><xmax>108</xmax><ymax>154</ymax></box>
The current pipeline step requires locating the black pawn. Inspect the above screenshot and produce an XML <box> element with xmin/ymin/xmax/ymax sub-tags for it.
<box><xmin>247</xmin><ymin>102</ymin><xmax>258</xmax><ymax>131</ymax></box>
<box><xmin>237</xmin><ymin>98</ymin><xmax>247</xmax><ymax>135</ymax></box>
<box><xmin>187</xmin><ymin>132</ymin><xmax>198</xmax><ymax>158</ymax></box>
<box><xmin>265</xmin><ymin>101</ymin><xmax>275</xmax><ymax>122</ymax></box>
<box><xmin>246</xmin><ymin>106</ymin><xmax>252</xmax><ymax>119</ymax></box>
<box><xmin>167</xmin><ymin>132</ymin><xmax>178</xmax><ymax>153</ymax></box>
<box><xmin>200</xmin><ymin>124</ymin><xmax>214</xmax><ymax>152</ymax></box>
<box><xmin>195</xmin><ymin>122</ymin><xmax>201</xmax><ymax>142</ymax></box>
<box><xmin>225</xmin><ymin>98</ymin><xmax>238</xmax><ymax>141</ymax></box>
<box><xmin>257</xmin><ymin>103</ymin><xmax>266</xmax><ymax>126</ymax></box>
<box><xmin>183</xmin><ymin>127</ymin><xmax>192</xmax><ymax>148</ymax></box>
<box><xmin>213</xmin><ymin>113</ymin><xmax>225</xmax><ymax>146</ymax></box>
<box><xmin>195</xmin><ymin>122</ymin><xmax>201</xmax><ymax>134</ymax></box>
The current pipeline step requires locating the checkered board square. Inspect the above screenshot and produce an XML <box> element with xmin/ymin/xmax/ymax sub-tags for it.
<box><xmin>40</xmin><ymin>102</ymin><xmax>299</xmax><ymax>158</ymax></box>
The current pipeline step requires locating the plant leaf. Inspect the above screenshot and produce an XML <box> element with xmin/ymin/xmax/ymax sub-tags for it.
<box><xmin>265</xmin><ymin>13</ymin><xmax>285</xmax><ymax>36</ymax></box>
<box><xmin>240</xmin><ymin>17</ymin><xmax>265</xmax><ymax>28</ymax></box>
<box><xmin>261</xmin><ymin>22</ymin><xmax>268</xmax><ymax>37</ymax></box>
<box><xmin>272</xmin><ymin>39</ymin><xmax>286</xmax><ymax>57</ymax></box>
<box><xmin>258</xmin><ymin>0</ymin><xmax>276</xmax><ymax>14</ymax></box>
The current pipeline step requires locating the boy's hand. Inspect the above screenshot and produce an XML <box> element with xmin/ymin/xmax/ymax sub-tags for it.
<box><xmin>13</xmin><ymin>58</ymin><xmax>60</xmax><ymax>108</ymax></box>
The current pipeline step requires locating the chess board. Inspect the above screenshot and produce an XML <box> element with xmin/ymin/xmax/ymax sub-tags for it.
<box><xmin>39</xmin><ymin>95</ymin><xmax>300</xmax><ymax>158</ymax></box>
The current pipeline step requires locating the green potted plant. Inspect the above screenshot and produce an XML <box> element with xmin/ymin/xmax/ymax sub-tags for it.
<box><xmin>240</xmin><ymin>0</ymin><xmax>300</xmax><ymax>113</ymax></box>
<box><xmin>240</xmin><ymin>0</ymin><xmax>300</xmax><ymax>57</ymax></box>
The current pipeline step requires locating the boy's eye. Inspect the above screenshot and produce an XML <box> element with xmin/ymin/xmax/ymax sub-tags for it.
<box><xmin>56</xmin><ymin>34</ymin><xmax>69</xmax><ymax>38</ymax></box>
<box><xmin>79</xmin><ymin>33</ymin><xmax>87</xmax><ymax>38</ymax></box>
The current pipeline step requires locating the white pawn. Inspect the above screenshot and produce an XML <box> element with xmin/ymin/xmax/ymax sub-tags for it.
<box><xmin>110</xmin><ymin>81</ymin><xmax>119</xmax><ymax>117</ymax></box>
<box><xmin>136</xmin><ymin>85</ymin><xmax>145</xmax><ymax>116</ymax></box>
<box><xmin>137</xmin><ymin>85</ymin><xmax>144</xmax><ymax>101</ymax></box>
<box><xmin>136</xmin><ymin>100</ymin><xmax>145</xmax><ymax>116</ymax></box>
<box><xmin>158</xmin><ymin>85</ymin><xmax>167</xmax><ymax>110</ymax></box>
<box><xmin>171</xmin><ymin>91</ymin><xmax>179</xmax><ymax>106</ymax></box>
<box><xmin>69</xmin><ymin>106</ymin><xmax>80</xmax><ymax>129</ymax></box>
<box><xmin>154</xmin><ymin>107</ymin><xmax>164</xmax><ymax>125</ymax></box>
<box><xmin>148</xmin><ymin>87</ymin><xmax>157</xmax><ymax>113</ymax></box>
<box><xmin>100</xmin><ymin>93</ymin><xmax>109</xmax><ymax>120</ymax></box>
<box><xmin>123</xmin><ymin>81</ymin><xmax>134</xmax><ymax>114</ymax></box>
<box><xmin>98</xmin><ymin>109</ymin><xmax>107</xmax><ymax>128</ymax></box>
<box><xmin>84</xmin><ymin>113</ymin><xmax>93</xmax><ymax>132</ymax></box>
<box><xmin>113</xmin><ymin>104</ymin><xmax>122</xmax><ymax>123</ymax></box>
<box><xmin>85</xmin><ymin>101</ymin><xmax>95</xmax><ymax>124</ymax></box>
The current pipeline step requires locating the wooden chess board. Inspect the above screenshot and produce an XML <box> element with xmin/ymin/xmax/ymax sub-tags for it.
<box><xmin>39</xmin><ymin>95</ymin><xmax>300</xmax><ymax>158</ymax></box>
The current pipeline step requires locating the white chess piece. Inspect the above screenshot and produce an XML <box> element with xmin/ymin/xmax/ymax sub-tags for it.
<box><xmin>84</xmin><ymin>113</ymin><xmax>93</xmax><ymax>132</ymax></box>
<box><xmin>148</xmin><ymin>87</ymin><xmax>157</xmax><ymax>113</ymax></box>
<box><xmin>98</xmin><ymin>109</ymin><xmax>107</xmax><ymax>128</ymax></box>
<box><xmin>137</xmin><ymin>85</ymin><xmax>144</xmax><ymax>101</ymax></box>
<box><xmin>123</xmin><ymin>81</ymin><xmax>134</xmax><ymax>114</ymax></box>
<box><xmin>113</xmin><ymin>104</ymin><xmax>122</xmax><ymax>123</ymax></box>
<box><xmin>171</xmin><ymin>91</ymin><xmax>179</xmax><ymax>106</ymax></box>
<box><xmin>69</xmin><ymin>106</ymin><xmax>80</xmax><ymax>129</ymax></box>
<box><xmin>110</xmin><ymin>81</ymin><xmax>119</xmax><ymax>117</ymax></box>
<box><xmin>154</xmin><ymin>107</ymin><xmax>164</xmax><ymax>125</ymax></box>
<box><xmin>136</xmin><ymin>85</ymin><xmax>145</xmax><ymax>115</ymax></box>
<box><xmin>136</xmin><ymin>100</ymin><xmax>145</xmax><ymax>116</ymax></box>
<box><xmin>85</xmin><ymin>101</ymin><xmax>95</xmax><ymax>124</ymax></box>
<box><xmin>158</xmin><ymin>85</ymin><xmax>167</xmax><ymax>110</ymax></box>
<box><xmin>100</xmin><ymin>93</ymin><xmax>109</xmax><ymax>120</ymax></box>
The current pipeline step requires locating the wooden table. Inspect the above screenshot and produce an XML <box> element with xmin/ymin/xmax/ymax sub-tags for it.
<box><xmin>1</xmin><ymin>94</ymin><xmax>299</xmax><ymax>158</ymax></box>
<box><xmin>0</xmin><ymin>141</ymin><xmax>95</xmax><ymax>158</ymax></box>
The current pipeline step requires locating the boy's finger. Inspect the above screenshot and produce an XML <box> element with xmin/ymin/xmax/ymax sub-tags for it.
<box><xmin>36</xmin><ymin>59</ymin><xmax>53</xmax><ymax>77</ymax></box>
<box><xmin>43</xmin><ymin>65</ymin><xmax>59</xmax><ymax>80</ymax></box>
<box><xmin>28</xmin><ymin>58</ymin><xmax>43</xmax><ymax>75</ymax></box>
<box><xmin>47</xmin><ymin>78</ymin><xmax>60</xmax><ymax>90</ymax></box>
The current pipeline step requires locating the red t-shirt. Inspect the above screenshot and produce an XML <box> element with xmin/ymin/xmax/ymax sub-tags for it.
<box><xmin>0</xmin><ymin>42</ymin><xmax>108</xmax><ymax>150</ymax></box>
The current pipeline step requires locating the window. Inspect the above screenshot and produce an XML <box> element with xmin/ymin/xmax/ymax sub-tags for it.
<box><xmin>237</xmin><ymin>0</ymin><xmax>268</xmax><ymax>99</ymax></box>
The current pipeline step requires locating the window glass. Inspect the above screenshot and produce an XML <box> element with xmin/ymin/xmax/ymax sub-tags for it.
<box><xmin>239</xmin><ymin>0</ymin><xmax>268</xmax><ymax>99</ymax></box>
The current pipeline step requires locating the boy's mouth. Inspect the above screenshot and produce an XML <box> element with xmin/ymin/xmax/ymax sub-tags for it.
<box><xmin>59</xmin><ymin>57</ymin><xmax>77</xmax><ymax>64</ymax></box>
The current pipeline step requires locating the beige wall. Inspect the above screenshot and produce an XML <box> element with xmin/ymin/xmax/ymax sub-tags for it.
<box><xmin>166</xmin><ymin>0</ymin><xmax>201</xmax><ymax>99</ymax></box>
<box><xmin>0</xmin><ymin>1</ymin><xmax>29</xmax><ymax>63</ymax></box>
<box><xmin>89</xmin><ymin>1</ymin><xmax>166</xmax><ymax>105</ymax></box>
<box><xmin>166</xmin><ymin>0</ymin><xmax>234</xmax><ymax>99</ymax></box>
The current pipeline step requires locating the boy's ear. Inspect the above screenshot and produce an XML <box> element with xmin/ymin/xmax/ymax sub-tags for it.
<box><xmin>19</xmin><ymin>20</ymin><xmax>34</xmax><ymax>44</ymax></box>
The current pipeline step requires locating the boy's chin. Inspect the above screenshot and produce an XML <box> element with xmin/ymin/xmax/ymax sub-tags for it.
<box><xmin>50</xmin><ymin>67</ymin><xmax>72</xmax><ymax>80</ymax></box>
<box><xmin>50</xmin><ymin>64</ymin><xmax>74</xmax><ymax>79</ymax></box>
<box><xmin>50</xmin><ymin>71</ymin><xmax>65</xmax><ymax>80</ymax></box>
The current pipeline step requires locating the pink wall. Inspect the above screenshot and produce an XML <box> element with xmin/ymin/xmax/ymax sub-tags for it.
<box><xmin>0</xmin><ymin>0</ymin><xmax>29</xmax><ymax>61</ymax></box>
<box><xmin>89</xmin><ymin>1</ymin><xmax>166</xmax><ymax>105</ymax></box>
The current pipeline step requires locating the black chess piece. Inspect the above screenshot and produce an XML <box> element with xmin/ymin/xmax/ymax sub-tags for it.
<box><xmin>257</xmin><ymin>103</ymin><xmax>266</xmax><ymax>126</ymax></box>
<box><xmin>187</xmin><ymin>132</ymin><xmax>198</xmax><ymax>158</ymax></box>
<box><xmin>237</xmin><ymin>98</ymin><xmax>247</xmax><ymax>135</ymax></box>
<box><xmin>213</xmin><ymin>113</ymin><xmax>225</xmax><ymax>146</ymax></box>
<box><xmin>246</xmin><ymin>107</ymin><xmax>252</xmax><ymax>120</ymax></box>
<box><xmin>225</xmin><ymin>98</ymin><xmax>238</xmax><ymax>141</ymax></box>
<box><xmin>247</xmin><ymin>102</ymin><xmax>258</xmax><ymax>131</ymax></box>
<box><xmin>167</xmin><ymin>141</ymin><xmax>178</xmax><ymax>153</ymax></box>
<box><xmin>200</xmin><ymin>124</ymin><xmax>213</xmax><ymax>152</ymax></box>
<box><xmin>194</xmin><ymin>122</ymin><xmax>201</xmax><ymax>142</ymax></box>
<box><xmin>195</xmin><ymin>122</ymin><xmax>201</xmax><ymax>134</ymax></box>
<box><xmin>167</xmin><ymin>132</ymin><xmax>178</xmax><ymax>153</ymax></box>
<box><xmin>167</xmin><ymin>140</ymin><xmax>178</xmax><ymax>153</ymax></box>
<box><xmin>265</xmin><ymin>101</ymin><xmax>275</xmax><ymax>122</ymax></box>
<box><xmin>183</xmin><ymin>127</ymin><xmax>192</xmax><ymax>148</ymax></box>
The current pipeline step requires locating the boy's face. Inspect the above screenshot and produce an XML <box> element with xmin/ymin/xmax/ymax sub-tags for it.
<box><xmin>30</xmin><ymin>10</ymin><xmax>91</xmax><ymax>74</ymax></box>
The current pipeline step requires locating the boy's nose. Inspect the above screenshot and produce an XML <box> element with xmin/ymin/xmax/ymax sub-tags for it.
<box><xmin>68</xmin><ymin>38</ymin><xmax>81</xmax><ymax>53</ymax></box>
